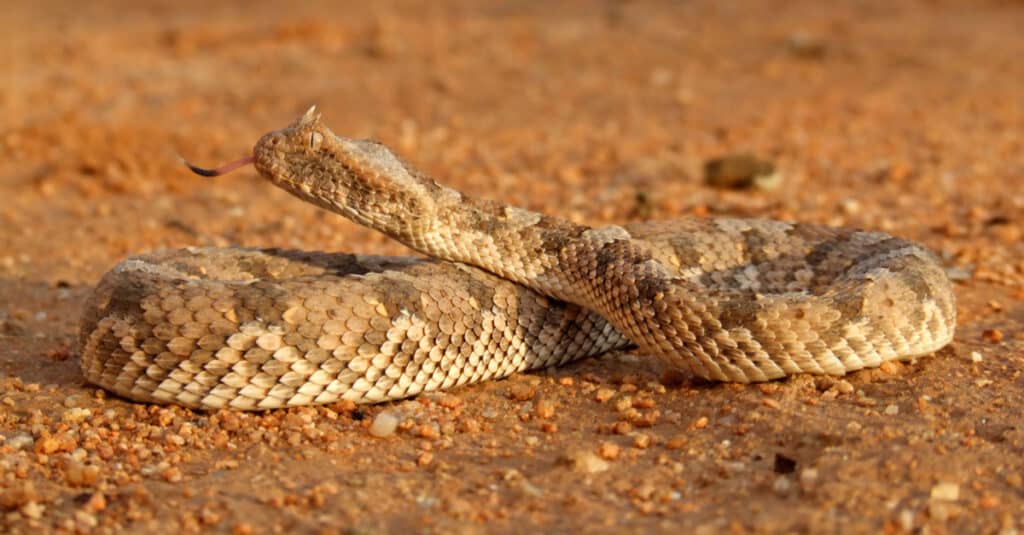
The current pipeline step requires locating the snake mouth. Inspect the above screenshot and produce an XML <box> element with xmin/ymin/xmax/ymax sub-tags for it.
<box><xmin>181</xmin><ymin>154</ymin><xmax>256</xmax><ymax>177</ymax></box>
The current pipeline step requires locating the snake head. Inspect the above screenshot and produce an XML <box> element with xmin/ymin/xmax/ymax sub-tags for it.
<box><xmin>252</xmin><ymin>108</ymin><xmax>443</xmax><ymax>239</ymax></box>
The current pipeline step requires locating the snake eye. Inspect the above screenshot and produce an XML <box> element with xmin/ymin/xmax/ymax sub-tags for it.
<box><xmin>309</xmin><ymin>132</ymin><xmax>323</xmax><ymax>149</ymax></box>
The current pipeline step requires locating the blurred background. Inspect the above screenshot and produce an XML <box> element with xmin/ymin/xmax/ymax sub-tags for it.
<box><xmin>4</xmin><ymin>0</ymin><xmax>1021</xmax><ymax>284</ymax></box>
<box><xmin>2</xmin><ymin>1</ymin><xmax>1023</xmax><ymax>532</ymax></box>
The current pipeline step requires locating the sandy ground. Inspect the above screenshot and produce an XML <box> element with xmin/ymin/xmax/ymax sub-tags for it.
<box><xmin>2</xmin><ymin>0</ymin><xmax>1024</xmax><ymax>533</ymax></box>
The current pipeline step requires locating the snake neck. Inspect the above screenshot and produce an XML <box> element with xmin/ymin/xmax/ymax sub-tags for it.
<box><xmin>399</xmin><ymin>179</ymin><xmax>689</xmax><ymax>328</ymax></box>
<box><xmin>404</xmin><ymin>183</ymin><xmax>602</xmax><ymax>303</ymax></box>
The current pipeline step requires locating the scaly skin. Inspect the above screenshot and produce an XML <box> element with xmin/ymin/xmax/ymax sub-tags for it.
<box><xmin>78</xmin><ymin>108</ymin><xmax>956</xmax><ymax>409</ymax></box>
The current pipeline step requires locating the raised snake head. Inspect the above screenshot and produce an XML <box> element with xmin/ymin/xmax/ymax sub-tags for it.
<box><xmin>251</xmin><ymin>107</ymin><xmax>445</xmax><ymax>241</ymax></box>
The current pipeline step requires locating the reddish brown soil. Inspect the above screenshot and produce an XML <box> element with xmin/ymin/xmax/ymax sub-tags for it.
<box><xmin>2</xmin><ymin>1</ymin><xmax>1023</xmax><ymax>533</ymax></box>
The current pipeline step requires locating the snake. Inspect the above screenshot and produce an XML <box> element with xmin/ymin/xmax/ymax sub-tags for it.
<box><xmin>77</xmin><ymin>107</ymin><xmax>957</xmax><ymax>410</ymax></box>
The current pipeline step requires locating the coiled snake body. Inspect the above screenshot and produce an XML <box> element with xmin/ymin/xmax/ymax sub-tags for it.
<box><xmin>78</xmin><ymin>108</ymin><xmax>956</xmax><ymax>410</ymax></box>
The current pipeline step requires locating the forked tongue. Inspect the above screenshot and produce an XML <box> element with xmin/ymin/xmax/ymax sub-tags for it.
<box><xmin>180</xmin><ymin>154</ymin><xmax>255</xmax><ymax>177</ymax></box>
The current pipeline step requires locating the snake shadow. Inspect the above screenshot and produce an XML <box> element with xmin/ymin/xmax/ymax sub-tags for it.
<box><xmin>0</xmin><ymin>277</ymin><xmax>91</xmax><ymax>391</ymax></box>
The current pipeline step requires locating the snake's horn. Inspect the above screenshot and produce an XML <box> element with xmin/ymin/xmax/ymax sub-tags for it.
<box><xmin>180</xmin><ymin>155</ymin><xmax>255</xmax><ymax>177</ymax></box>
<box><xmin>300</xmin><ymin>105</ymin><xmax>320</xmax><ymax>124</ymax></box>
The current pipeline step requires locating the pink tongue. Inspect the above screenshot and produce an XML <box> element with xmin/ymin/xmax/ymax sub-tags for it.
<box><xmin>182</xmin><ymin>155</ymin><xmax>255</xmax><ymax>177</ymax></box>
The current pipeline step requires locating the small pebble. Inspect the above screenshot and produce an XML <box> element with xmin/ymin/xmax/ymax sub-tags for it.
<box><xmin>0</xmin><ymin>482</ymin><xmax>39</xmax><ymax>509</ymax></box>
<box><xmin>799</xmin><ymin>468</ymin><xmax>819</xmax><ymax>491</ymax></box>
<box><xmin>928</xmin><ymin>501</ymin><xmax>952</xmax><ymax>522</ymax></box>
<box><xmin>773</xmin><ymin>454</ymin><xmax>797</xmax><ymax>474</ymax></box>
<box><xmin>535</xmin><ymin>398</ymin><xmax>555</xmax><ymax>419</ymax></box>
<box><xmin>884</xmin><ymin>404</ymin><xmax>899</xmax><ymax>416</ymax></box>
<box><xmin>633</xmin><ymin>397</ymin><xmax>655</xmax><ymax>409</ymax></box>
<box><xmin>897</xmin><ymin>508</ymin><xmax>915</xmax><ymax>531</ymax></box>
<box><xmin>62</xmin><ymin>407</ymin><xmax>92</xmax><ymax>423</ymax></box>
<box><xmin>85</xmin><ymin>492</ymin><xmax>107</xmax><ymax>512</ymax></box>
<box><xmin>595</xmin><ymin>388</ymin><xmax>616</xmax><ymax>402</ymax></box>
<box><xmin>35</xmin><ymin>436</ymin><xmax>61</xmax><ymax>454</ymax></box>
<box><xmin>930</xmin><ymin>482</ymin><xmax>959</xmax><ymax>501</ymax></box>
<box><xmin>65</xmin><ymin>460</ymin><xmax>101</xmax><ymax>487</ymax></box>
<box><xmin>161</xmin><ymin>466</ymin><xmax>183</xmax><ymax>483</ymax></box>
<box><xmin>564</xmin><ymin>450</ymin><xmax>610</xmax><ymax>474</ymax></box>
<box><xmin>839</xmin><ymin>198</ymin><xmax>861</xmax><ymax>215</ymax></box>
<box><xmin>517</xmin><ymin>479</ymin><xmax>544</xmax><ymax>498</ymax></box>
<box><xmin>74</xmin><ymin>510</ymin><xmax>99</xmax><ymax>529</ymax></box>
<box><xmin>507</xmin><ymin>383</ymin><xmax>535</xmax><ymax>401</ymax></box>
<box><xmin>772</xmin><ymin>475</ymin><xmax>792</xmax><ymax>496</ymax></box>
<box><xmin>369</xmin><ymin>411</ymin><xmax>400</xmax><ymax>438</ymax></box>
<box><xmin>785</xmin><ymin>32</ymin><xmax>827</xmax><ymax>59</ymax></box>
<box><xmin>665</xmin><ymin>435</ymin><xmax>686</xmax><ymax>450</ymax></box>
<box><xmin>21</xmin><ymin>501</ymin><xmax>45</xmax><ymax>520</ymax></box>
<box><xmin>970</xmin><ymin>351</ymin><xmax>983</xmax><ymax>363</ymax></box>
<box><xmin>200</xmin><ymin>506</ymin><xmax>221</xmax><ymax>525</ymax></box>
<box><xmin>8</xmin><ymin>432</ymin><xmax>34</xmax><ymax>450</ymax></box>
<box><xmin>983</xmin><ymin>329</ymin><xmax>1003</xmax><ymax>343</ymax></box>
<box><xmin>413</xmin><ymin>423</ymin><xmax>439</xmax><ymax>439</ymax></box>
<box><xmin>597</xmin><ymin>442</ymin><xmax>620</xmax><ymax>460</ymax></box>
<box><xmin>704</xmin><ymin>153</ymin><xmax>781</xmax><ymax>191</ymax></box>
<box><xmin>878</xmin><ymin>361</ymin><xmax>901</xmax><ymax>375</ymax></box>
